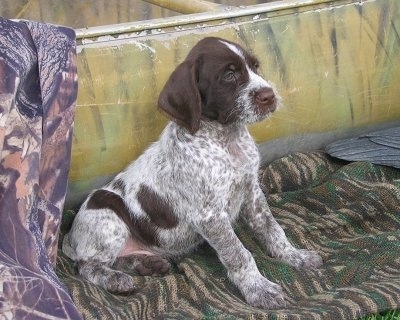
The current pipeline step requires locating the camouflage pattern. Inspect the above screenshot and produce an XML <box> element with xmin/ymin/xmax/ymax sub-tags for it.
<box><xmin>0</xmin><ymin>18</ymin><xmax>82</xmax><ymax>319</ymax></box>
<box><xmin>57</xmin><ymin>151</ymin><xmax>400</xmax><ymax>319</ymax></box>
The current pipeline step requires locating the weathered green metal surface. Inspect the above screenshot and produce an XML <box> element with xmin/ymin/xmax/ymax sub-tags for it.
<box><xmin>142</xmin><ymin>0</ymin><xmax>227</xmax><ymax>14</ymax></box>
<box><xmin>66</xmin><ymin>0</ymin><xmax>400</xmax><ymax>206</ymax></box>
<box><xmin>1</xmin><ymin>0</ymin><xmax>179</xmax><ymax>28</ymax></box>
<box><xmin>0</xmin><ymin>0</ymin><xmax>267</xmax><ymax>29</ymax></box>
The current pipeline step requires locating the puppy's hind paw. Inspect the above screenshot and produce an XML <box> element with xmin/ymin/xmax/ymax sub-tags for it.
<box><xmin>78</xmin><ymin>261</ymin><xmax>136</xmax><ymax>294</ymax></box>
<box><xmin>114</xmin><ymin>254</ymin><xmax>171</xmax><ymax>276</ymax></box>
<box><xmin>106</xmin><ymin>271</ymin><xmax>136</xmax><ymax>294</ymax></box>
<box><xmin>134</xmin><ymin>255</ymin><xmax>171</xmax><ymax>276</ymax></box>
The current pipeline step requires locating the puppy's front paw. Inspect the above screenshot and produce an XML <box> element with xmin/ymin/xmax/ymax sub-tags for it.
<box><xmin>241</xmin><ymin>276</ymin><xmax>286</xmax><ymax>310</ymax></box>
<box><xmin>283</xmin><ymin>249</ymin><xmax>323</xmax><ymax>269</ymax></box>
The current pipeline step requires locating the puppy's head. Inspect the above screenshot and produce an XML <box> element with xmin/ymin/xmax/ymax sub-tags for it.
<box><xmin>158</xmin><ymin>37</ymin><xmax>281</xmax><ymax>134</ymax></box>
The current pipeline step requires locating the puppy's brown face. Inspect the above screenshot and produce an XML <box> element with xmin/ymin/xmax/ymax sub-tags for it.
<box><xmin>158</xmin><ymin>37</ymin><xmax>281</xmax><ymax>134</ymax></box>
<box><xmin>195</xmin><ymin>38</ymin><xmax>280</xmax><ymax>125</ymax></box>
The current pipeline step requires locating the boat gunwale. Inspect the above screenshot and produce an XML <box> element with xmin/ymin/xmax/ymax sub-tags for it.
<box><xmin>75</xmin><ymin>0</ymin><xmax>364</xmax><ymax>40</ymax></box>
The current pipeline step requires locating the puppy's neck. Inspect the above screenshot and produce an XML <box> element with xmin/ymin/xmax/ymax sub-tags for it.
<box><xmin>197</xmin><ymin>120</ymin><xmax>247</xmax><ymax>138</ymax></box>
<box><xmin>168</xmin><ymin>120</ymin><xmax>252</xmax><ymax>148</ymax></box>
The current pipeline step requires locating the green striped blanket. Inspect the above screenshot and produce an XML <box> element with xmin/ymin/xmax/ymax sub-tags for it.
<box><xmin>57</xmin><ymin>151</ymin><xmax>400</xmax><ymax>319</ymax></box>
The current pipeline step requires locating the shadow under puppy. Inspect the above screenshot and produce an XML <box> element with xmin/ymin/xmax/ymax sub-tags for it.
<box><xmin>63</xmin><ymin>37</ymin><xmax>322</xmax><ymax>309</ymax></box>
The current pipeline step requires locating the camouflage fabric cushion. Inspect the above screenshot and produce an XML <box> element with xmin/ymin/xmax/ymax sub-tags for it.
<box><xmin>57</xmin><ymin>151</ymin><xmax>400</xmax><ymax>319</ymax></box>
<box><xmin>0</xmin><ymin>18</ymin><xmax>81</xmax><ymax>319</ymax></box>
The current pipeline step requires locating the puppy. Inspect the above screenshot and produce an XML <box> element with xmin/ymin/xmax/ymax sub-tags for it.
<box><xmin>63</xmin><ymin>37</ymin><xmax>322</xmax><ymax>309</ymax></box>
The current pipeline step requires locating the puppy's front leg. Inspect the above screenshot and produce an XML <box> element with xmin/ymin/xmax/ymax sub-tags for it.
<box><xmin>192</xmin><ymin>212</ymin><xmax>285</xmax><ymax>309</ymax></box>
<box><xmin>244</xmin><ymin>182</ymin><xmax>323</xmax><ymax>269</ymax></box>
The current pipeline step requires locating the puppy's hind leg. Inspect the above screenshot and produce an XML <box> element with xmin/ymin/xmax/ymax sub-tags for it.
<box><xmin>64</xmin><ymin>208</ymin><xmax>138</xmax><ymax>294</ymax></box>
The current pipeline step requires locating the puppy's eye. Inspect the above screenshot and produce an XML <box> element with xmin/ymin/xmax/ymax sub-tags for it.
<box><xmin>223</xmin><ymin>71</ymin><xmax>236</xmax><ymax>82</ymax></box>
<box><xmin>251</xmin><ymin>61</ymin><xmax>259</xmax><ymax>72</ymax></box>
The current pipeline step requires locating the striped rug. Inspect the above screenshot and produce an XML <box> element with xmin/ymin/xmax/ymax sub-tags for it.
<box><xmin>57</xmin><ymin>151</ymin><xmax>400</xmax><ymax>319</ymax></box>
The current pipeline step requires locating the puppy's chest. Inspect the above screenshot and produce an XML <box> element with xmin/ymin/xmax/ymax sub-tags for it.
<box><xmin>225</xmin><ymin>140</ymin><xmax>258</xmax><ymax>216</ymax></box>
<box><xmin>226</xmin><ymin>139</ymin><xmax>259</xmax><ymax>171</ymax></box>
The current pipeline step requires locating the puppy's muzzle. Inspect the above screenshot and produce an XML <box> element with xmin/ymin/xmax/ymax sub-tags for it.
<box><xmin>255</xmin><ymin>87</ymin><xmax>277</xmax><ymax>113</ymax></box>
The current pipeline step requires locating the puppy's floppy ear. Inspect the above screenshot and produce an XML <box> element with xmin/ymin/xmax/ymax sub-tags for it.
<box><xmin>158</xmin><ymin>60</ymin><xmax>202</xmax><ymax>134</ymax></box>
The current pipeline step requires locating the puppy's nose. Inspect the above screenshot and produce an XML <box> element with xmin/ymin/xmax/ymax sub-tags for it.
<box><xmin>255</xmin><ymin>87</ymin><xmax>275</xmax><ymax>106</ymax></box>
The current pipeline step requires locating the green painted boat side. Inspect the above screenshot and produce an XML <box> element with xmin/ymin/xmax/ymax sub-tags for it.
<box><xmin>5</xmin><ymin>0</ymin><xmax>398</xmax><ymax>207</ymax></box>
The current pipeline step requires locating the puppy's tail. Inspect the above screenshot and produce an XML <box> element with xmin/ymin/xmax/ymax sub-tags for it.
<box><xmin>62</xmin><ymin>233</ymin><xmax>77</xmax><ymax>261</ymax></box>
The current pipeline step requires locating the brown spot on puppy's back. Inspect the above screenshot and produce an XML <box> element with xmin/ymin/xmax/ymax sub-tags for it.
<box><xmin>137</xmin><ymin>184</ymin><xmax>179</xmax><ymax>229</ymax></box>
<box><xmin>111</xmin><ymin>179</ymin><xmax>126</xmax><ymax>197</ymax></box>
<box><xmin>86</xmin><ymin>189</ymin><xmax>158</xmax><ymax>246</ymax></box>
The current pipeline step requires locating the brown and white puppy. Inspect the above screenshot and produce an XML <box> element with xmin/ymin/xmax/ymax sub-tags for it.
<box><xmin>63</xmin><ymin>37</ymin><xmax>322</xmax><ymax>309</ymax></box>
